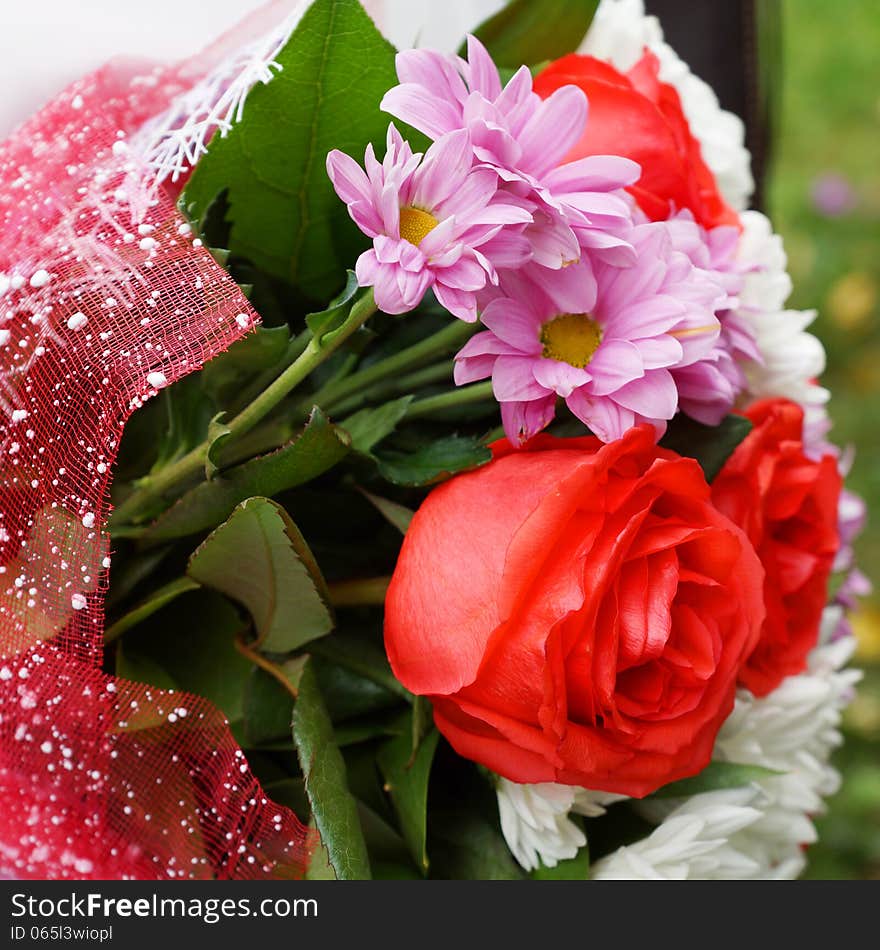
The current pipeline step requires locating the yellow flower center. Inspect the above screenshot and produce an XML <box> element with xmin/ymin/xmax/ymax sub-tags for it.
<box><xmin>399</xmin><ymin>206</ymin><xmax>440</xmax><ymax>246</ymax></box>
<box><xmin>540</xmin><ymin>313</ymin><xmax>603</xmax><ymax>368</ymax></box>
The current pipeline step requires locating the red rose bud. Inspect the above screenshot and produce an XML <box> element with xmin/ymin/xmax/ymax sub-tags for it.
<box><xmin>533</xmin><ymin>51</ymin><xmax>739</xmax><ymax>230</ymax></box>
<box><xmin>384</xmin><ymin>427</ymin><xmax>765</xmax><ymax>798</ymax></box>
<box><xmin>712</xmin><ymin>399</ymin><xmax>842</xmax><ymax>697</ymax></box>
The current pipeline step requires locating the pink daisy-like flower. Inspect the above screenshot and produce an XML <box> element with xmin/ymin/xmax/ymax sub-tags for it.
<box><xmin>382</xmin><ymin>35</ymin><xmax>640</xmax><ymax>270</ymax></box>
<box><xmin>455</xmin><ymin>221</ymin><xmax>727</xmax><ymax>444</ymax></box>
<box><xmin>663</xmin><ymin>212</ymin><xmax>762</xmax><ymax>425</ymax></box>
<box><xmin>327</xmin><ymin>125</ymin><xmax>530</xmax><ymax>320</ymax></box>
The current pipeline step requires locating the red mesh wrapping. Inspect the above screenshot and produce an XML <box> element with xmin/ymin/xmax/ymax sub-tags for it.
<box><xmin>0</xmin><ymin>55</ymin><xmax>313</xmax><ymax>878</ymax></box>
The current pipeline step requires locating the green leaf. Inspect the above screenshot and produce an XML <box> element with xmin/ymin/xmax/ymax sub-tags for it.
<box><xmin>307</xmin><ymin>632</ymin><xmax>411</xmax><ymax>701</ymax></box>
<box><xmin>426</xmin><ymin>758</ymin><xmax>525</xmax><ymax>879</ymax></box>
<box><xmin>652</xmin><ymin>761</ymin><xmax>782</xmax><ymax>799</ymax></box>
<box><xmin>292</xmin><ymin>659</ymin><xmax>372</xmax><ymax>879</ymax></box>
<box><xmin>378</xmin><ymin>723</ymin><xmax>440</xmax><ymax>875</ymax></box>
<box><xmin>356</xmin><ymin>801</ymin><xmax>418</xmax><ymax>874</ymax></box>
<box><xmin>115</xmin><ymin>646</ymin><xmax>178</xmax><ymax>691</ymax></box>
<box><xmin>188</xmin><ymin>497</ymin><xmax>333</xmax><ymax>653</ymax></box>
<box><xmin>105</xmin><ymin>576</ymin><xmax>201</xmax><ymax>643</ymax></box>
<box><xmin>660</xmin><ymin>413</ymin><xmax>753</xmax><ymax>483</ymax></box>
<box><xmin>410</xmin><ymin>695</ymin><xmax>432</xmax><ymax>759</ymax></box>
<box><xmin>340</xmin><ymin>395</ymin><xmax>414</xmax><ymax>454</ymax></box>
<box><xmin>305</xmin><ymin>816</ymin><xmax>337</xmax><ymax>880</ymax></box>
<box><xmin>242</xmin><ymin>667</ymin><xmax>295</xmax><ymax>747</ymax></box>
<box><xmin>357</xmin><ymin>487</ymin><xmax>414</xmax><ymax>535</ymax></box>
<box><xmin>306</xmin><ymin>271</ymin><xmax>359</xmax><ymax>344</ymax></box>
<box><xmin>142</xmin><ymin>407</ymin><xmax>350</xmax><ymax>541</ymax></box>
<box><xmin>182</xmin><ymin>0</ymin><xmax>400</xmax><ymax>301</ymax></box>
<box><xmin>467</xmin><ymin>0</ymin><xmax>599</xmax><ymax>68</ymax></box>
<box><xmin>333</xmin><ymin>712</ymin><xmax>408</xmax><ymax>747</ymax></box>
<box><xmin>375</xmin><ymin>434</ymin><xmax>492</xmax><ymax>486</ymax></box>
<box><xmin>201</xmin><ymin>325</ymin><xmax>291</xmax><ymax>406</ymax></box>
<box><xmin>313</xmin><ymin>656</ymin><xmax>402</xmax><ymax>722</ymax></box>
<box><xmin>119</xmin><ymin>589</ymin><xmax>252</xmax><ymax>724</ymax></box>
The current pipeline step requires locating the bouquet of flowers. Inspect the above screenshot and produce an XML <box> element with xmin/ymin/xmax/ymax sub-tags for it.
<box><xmin>0</xmin><ymin>0</ymin><xmax>867</xmax><ymax>881</ymax></box>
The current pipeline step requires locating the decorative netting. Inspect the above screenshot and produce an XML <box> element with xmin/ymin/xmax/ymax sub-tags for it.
<box><xmin>0</xmin><ymin>47</ymin><xmax>313</xmax><ymax>878</ymax></box>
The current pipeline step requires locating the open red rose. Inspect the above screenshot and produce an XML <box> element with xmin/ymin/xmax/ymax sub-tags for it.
<box><xmin>384</xmin><ymin>427</ymin><xmax>765</xmax><ymax>797</ymax></box>
<box><xmin>533</xmin><ymin>51</ymin><xmax>739</xmax><ymax>230</ymax></box>
<box><xmin>711</xmin><ymin>399</ymin><xmax>842</xmax><ymax>697</ymax></box>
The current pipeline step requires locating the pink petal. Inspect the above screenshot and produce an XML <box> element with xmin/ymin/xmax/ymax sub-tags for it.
<box><xmin>326</xmin><ymin>149</ymin><xmax>371</xmax><ymax>206</ymax></box>
<box><xmin>395</xmin><ymin>49</ymin><xmax>468</xmax><ymax>107</ymax></box>
<box><xmin>612</xmin><ymin>369</ymin><xmax>679</xmax><ymax>420</ymax></box>
<box><xmin>465</xmin><ymin>35</ymin><xmax>502</xmax><ymax>101</ymax></box>
<box><xmin>575</xmin><ymin>227</ymin><xmax>637</xmax><ymax>266</ymax></box>
<box><xmin>545</xmin><ymin>155</ymin><xmax>641</xmax><ymax>192</ymax></box>
<box><xmin>566</xmin><ymin>390</ymin><xmax>635</xmax><ymax>443</ymax></box>
<box><xmin>500</xmin><ymin>396</ymin><xmax>557</xmax><ymax>445</ymax></box>
<box><xmin>412</xmin><ymin>130</ymin><xmax>472</xmax><ymax>209</ymax></box>
<box><xmin>531</xmin><ymin>359</ymin><xmax>591</xmax><ymax>397</ymax></box>
<box><xmin>475</xmin><ymin>230</ymin><xmax>533</xmax><ymax>269</ymax></box>
<box><xmin>381</xmin><ymin>84</ymin><xmax>463</xmax><ymax>140</ymax></box>
<box><xmin>435</xmin><ymin>256</ymin><xmax>486</xmax><ymax>291</ymax></box>
<box><xmin>380</xmin><ymin>183</ymin><xmax>401</xmax><ymax>236</ymax></box>
<box><xmin>454</xmin><ymin>352</ymin><xmax>496</xmax><ymax>384</ymax></box>
<box><xmin>434</xmin><ymin>284</ymin><xmax>479</xmax><ymax>322</ymax></box>
<box><xmin>456</xmin><ymin>330</ymin><xmax>521</xmax><ymax>360</ymax></box>
<box><xmin>585</xmin><ymin>339</ymin><xmax>645</xmax><ymax>395</ymax></box>
<box><xmin>633</xmin><ymin>335</ymin><xmax>683</xmax><ymax>370</ymax></box>
<box><xmin>495</xmin><ymin>66</ymin><xmax>535</xmax><ymax>121</ymax></box>
<box><xmin>492</xmin><ymin>355</ymin><xmax>551</xmax><ymax>401</ymax></box>
<box><xmin>418</xmin><ymin>215</ymin><xmax>457</xmax><ymax>257</ymax></box>
<box><xmin>481</xmin><ymin>298</ymin><xmax>542</xmax><ymax>353</ymax></box>
<box><xmin>439</xmin><ymin>168</ymin><xmax>498</xmax><ymax>220</ymax></box>
<box><xmin>526</xmin><ymin>259</ymin><xmax>597</xmax><ymax>314</ymax></box>
<box><xmin>518</xmin><ymin>86</ymin><xmax>588</xmax><ymax>177</ymax></box>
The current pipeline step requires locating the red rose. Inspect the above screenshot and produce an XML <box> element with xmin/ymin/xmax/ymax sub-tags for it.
<box><xmin>384</xmin><ymin>427</ymin><xmax>764</xmax><ymax>797</ymax></box>
<box><xmin>533</xmin><ymin>51</ymin><xmax>739</xmax><ymax>230</ymax></box>
<box><xmin>711</xmin><ymin>399</ymin><xmax>842</xmax><ymax>697</ymax></box>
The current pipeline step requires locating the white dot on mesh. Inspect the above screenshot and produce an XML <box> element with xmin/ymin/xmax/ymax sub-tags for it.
<box><xmin>147</xmin><ymin>371</ymin><xmax>167</xmax><ymax>389</ymax></box>
<box><xmin>71</xmin><ymin>593</ymin><xmax>87</xmax><ymax>610</ymax></box>
<box><xmin>81</xmin><ymin>512</ymin><xmax>95</xmax><ymax>529</ymax></box>
<box><xmin>66</xmin><ymin>312</ymin><xmax>88</xmax><ymax>331</ymax></box>
<box><xmin>29</xmin><ymin>269</ymin><xmax>51</xmax><ymax>288</ymax></box>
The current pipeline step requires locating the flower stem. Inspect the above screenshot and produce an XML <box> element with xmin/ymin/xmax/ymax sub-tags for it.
<box><xmin>404</xmin><ymin>381</ymin><xmax>495</xmax><ymax>420</ymax></box>
<box><xmin>111</xmin><ymin>289</ymin><xmax>378</xmax><ymax>528</ymax></box>
<box><xmin>306</xmin><ymin>318</ymin><xmax>478</xmax><ymax>415</ymax></box>
<box><xmin>104</xmin><ymin>576</ymin><xmax>200</xmax><ymax>642</ymax></box>
<box><xmin>329</xmin><ymin>359</ymin><xmax>456</xmax><ymax>417</ymax></box>
<box><xmin>326</xmin><ymin>575</ymin><xmax>391</xmax><ymax>607</ymax></box>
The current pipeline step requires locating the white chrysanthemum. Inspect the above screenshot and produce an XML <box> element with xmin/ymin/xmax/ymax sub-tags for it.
<box><xmin>496</xmin><ymin>780</ymin><xmax>586</xmax><ymax>872</ymax></box>
<box><xmin>593</xmin><ymin>789</ymin><xmax>764</xmax><ymax>880</ymax></box>
<box><xmin>734</xmin><ymin>210</ymin><xmax>829</xmax><ymax>409</ymax></box>
<box><xmin>495</xmin><ymin>780</ymin><xmax>626</xmax><ymax>871</ymax></box>
<box><xmin>579</xmin><ymin>0</ymin><xmax>754</xmax><ymax>211</ymax></box>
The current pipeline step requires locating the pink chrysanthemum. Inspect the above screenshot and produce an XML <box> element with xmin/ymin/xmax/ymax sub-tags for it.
<box><xmin>327</xmin><ymin>125</ymin><xmax>530</xmax><ymax>320</ymax></box>
<box><xmin>382</xmin><ymin>35</ymin><xmax>640</xmax><ymax>270</ymax></box>
<box><xmin>455</xmin><ymin>221</ymin><xmax>727</xmax><ymax>444</ymax></box>
<box><xmin>663</xmin><ymin>212</ymin><xmax>762</xmax><ymax>425</ymax></box>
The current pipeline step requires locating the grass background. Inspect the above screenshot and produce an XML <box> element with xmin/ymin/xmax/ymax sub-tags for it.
<box><xmin>768</xmin><ymin>0</ymin><xmax>880</xmax><ymax>878</ymax></box>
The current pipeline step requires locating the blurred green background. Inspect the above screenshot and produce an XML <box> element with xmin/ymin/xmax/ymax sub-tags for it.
<box><xmin>768</xmin><ymin>0</ymin><xmax>880</xmax><ymax>879</ymax></box>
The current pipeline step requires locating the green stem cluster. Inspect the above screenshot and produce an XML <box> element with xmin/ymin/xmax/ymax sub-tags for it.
<box><xmin>111</xmin><ymin>289</ymin><xmax>378</xmax><ymax>527</ymax></box>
